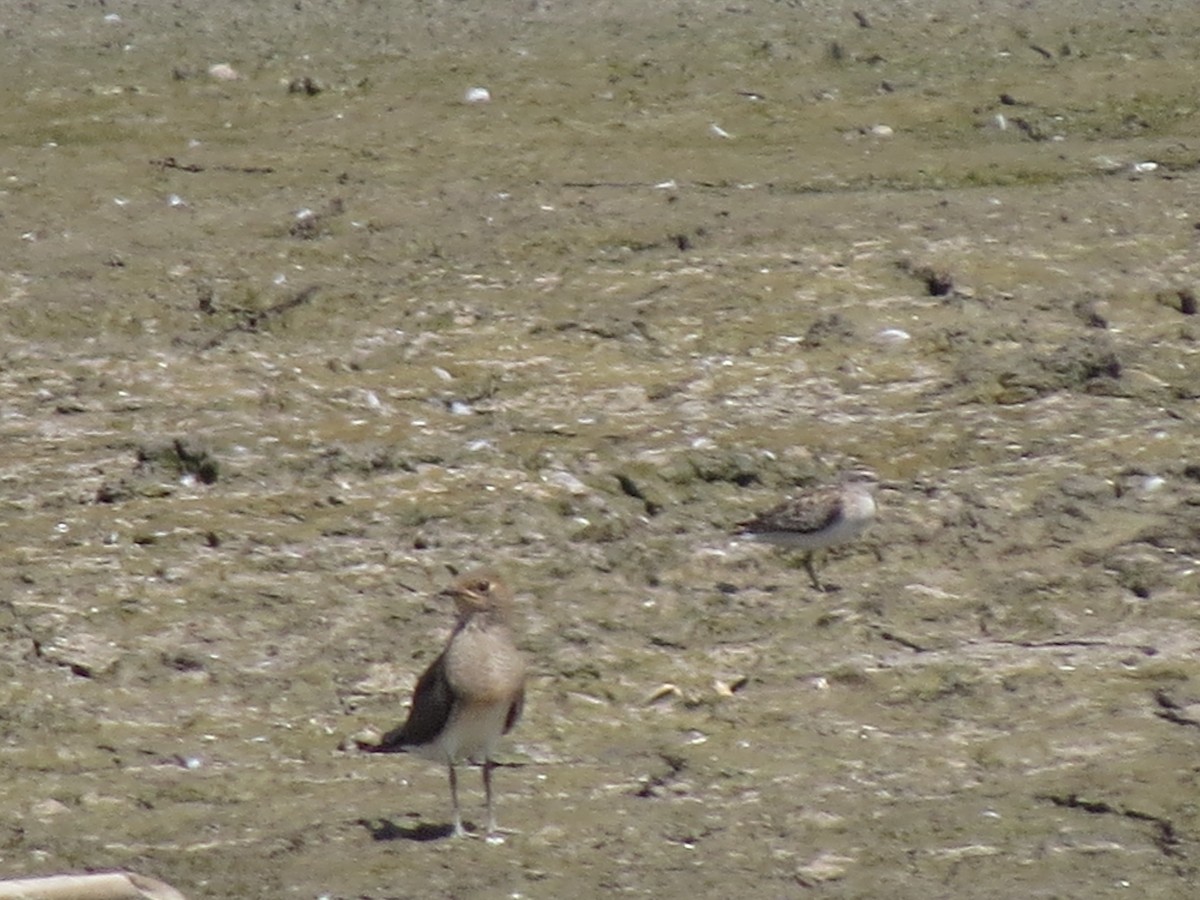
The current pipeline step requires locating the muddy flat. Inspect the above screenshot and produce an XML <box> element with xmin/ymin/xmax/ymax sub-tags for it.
<box><xmin>2</xmin><ymin>1</ymin><xmax>1199</xmax><ymax>897</ymax></box>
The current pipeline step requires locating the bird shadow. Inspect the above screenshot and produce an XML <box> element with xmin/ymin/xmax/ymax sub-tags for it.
<box><xmin>357</xmin><ymin>817</ymin><xmax>456</xmax><ymax>842</ymax></box>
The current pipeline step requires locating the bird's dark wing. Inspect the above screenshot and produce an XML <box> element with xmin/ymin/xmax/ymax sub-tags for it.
<box><xmin>503</xmin><ymin>683</ymin><xmax>525</xmax><ymax>735</ymax></box>
<box><xmin>374</xmin><ymin>651</ymin><xmax>456</xmax><ymax>751</ymax></box>
<box><xmin>738</xmin><ymin>492</ymin><xmax>842</xmax><ymax>535</ymax></box>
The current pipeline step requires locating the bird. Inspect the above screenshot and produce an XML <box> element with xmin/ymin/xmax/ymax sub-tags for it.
<box><xmin>362</xmin><ymin>568</ymin><xmax>526</xmax><ymax>838</ymax></box>
<box><xmin>734</xmin><ymin>470</ymin><xmax>878</xmax><ymax>591</ymax></box>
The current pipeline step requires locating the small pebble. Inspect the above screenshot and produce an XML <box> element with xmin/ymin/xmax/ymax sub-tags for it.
<box><xmin>208</xmin><ymin>63</ymin><xmax>242</xmax><ymax>82</ymax></box>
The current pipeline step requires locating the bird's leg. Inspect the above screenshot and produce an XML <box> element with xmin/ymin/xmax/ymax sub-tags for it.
<box><xmin>448</xmin><ymin>762</ymin><xmax>466</xmax><ymax>837</ymax></box>
<box><xmin>483</xmin><ymin>758</ymin><xmax>498</xmax><ymax>836</ymax></box>
<box><xmin>803</xmin><ymin>551</ymin><xmax>824</xmax><ymax>591</ymax></box>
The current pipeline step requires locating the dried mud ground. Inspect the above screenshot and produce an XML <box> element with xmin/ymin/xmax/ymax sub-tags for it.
<box><xmin>3</xmin><ymin>1</ymin><xmax>1200</xmax><ymax>898</ymax></box>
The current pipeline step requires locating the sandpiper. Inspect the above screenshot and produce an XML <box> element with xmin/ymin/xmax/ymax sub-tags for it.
<box><xmin>734</xmin><ymin>470</ymin><xmax>878</xmax><ymax>591</ymax></box>
<box><xmin>363</xmin><ymin>568</ymin><xmax>526</xmax><ymax>838</ymax></box>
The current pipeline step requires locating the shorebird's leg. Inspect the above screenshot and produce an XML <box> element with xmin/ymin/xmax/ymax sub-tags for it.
<box><xmin>483</xmin><ymin>758</ymin><xmax>498</xmax><ymax>835</ymax></box>
<box><xmin>448</xmin><ymin>762</ymin><xmax>466</xmax><ymax>837</ymax></box>
<box><xmin>803</xmin><ymin>551</ymin><xmax>824</xmax><ymax>591</ymax></box>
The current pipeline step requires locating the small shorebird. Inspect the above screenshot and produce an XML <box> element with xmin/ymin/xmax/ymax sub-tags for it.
<box><xmin>363</xmin><ymin>568</ymin><xmax>526</xmax><ymax>838</ymax></box>
<box><xmin>734</xmin><ymin>471</ymin><xmax>878</xmax><ymax>591</ymax></box>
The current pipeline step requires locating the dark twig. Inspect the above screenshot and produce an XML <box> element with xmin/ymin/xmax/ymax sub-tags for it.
<box><xmin>1036</xmin><ymin>793</ymin><xmax>1183</xmax><ymax>858</ymax></box>
<box><xmin>195</xmin><ymin>285</ymin><xmax>321</xmax><ymax>351</ymax></box>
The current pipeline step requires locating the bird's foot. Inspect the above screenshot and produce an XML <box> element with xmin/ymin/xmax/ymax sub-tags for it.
<box><xmin>484</xmin><ymin>824</ymin><xmax>520</xmax><ymax>844</ymax></box>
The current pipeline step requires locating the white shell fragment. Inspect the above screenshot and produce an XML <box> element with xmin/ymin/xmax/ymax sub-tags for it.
<box><xmin>464</xmin><ymin>86</ymin><xmax>491</xmax><ymax>103</ymax></box>
<box><xmin>1139</xmin><ymin>475</ymin><xmax>1166</xmax><ymax>493</ymax></box>
<box><xmin>874</xmin><ymin>327</ymin><xmax>912</xmax><ymax>345</ymax></box>
<box><xmin>713</xmin><ymin>675</ymin><xmax>749</xmax><ymax>696</ymax></box>
<box><xmin>646</xmin><ymin>684</ymin><xmax>682</xmax><ymax>705</ymax></box>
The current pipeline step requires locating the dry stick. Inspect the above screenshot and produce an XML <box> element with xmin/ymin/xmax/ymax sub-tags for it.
<box><xmin>196</xmin><ymin>284</ymin><xmax>321</xmax><ymax>351</ymax></box>
<box><xmin>0</xmin><ymin>871</ymin><xmax>186</xmax><ymax>900</ymax></box>
<box><xmin>150</xmin><ymin>157</ymin><xmax>274</xmax><ymax>175</ymax></box>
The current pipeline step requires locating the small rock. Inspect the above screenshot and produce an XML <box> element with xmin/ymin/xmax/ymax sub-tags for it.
<box><xmin>898</xmin><ymin>259</ymin><xmax>954</xmax><ymax>296</ymax></box>
<box><xmin>343</xmin><ymin>728</ymin><xmax>383</xmax><ymax>752</ymax></box>
<box><xmin>287</xmin><ymin>76</ymin><xmax>322</xmax><ymax>96</ymax></box>
<box><xmin>543</xmin><ymin>470</ymin><xmax>590</xmax><ymax>495</ymax></box>
<box><xmin>1073</xmin><ymin>297</ymin><xmax>1110</xmax><ymax>328</ymax></box>
<box><xmin>208</xmin><ymin>63</ymin><xmax>242</xmax><ymax>82</ymax></box>
<box><xmin>796</xmin><ymin>851</ymin><xmax>854</xmax><ymax>885</ymax></box>
<box><xmin>136</xmin><ymin>438</ymin><xmax>219</xmax><ymax>485</ymax></box>
<box><xmin>803</xmin><ymin>313</ymin><xmax>857</xmax><ymax>347</ymax></box>
<box><xmin>38</xmin><ymin>631</ymin><xmax>122</xmax><ymax>677</ymax></box>
<box><xmin>31</xmin><ymin>799</ymin><xmax>71</xmax><ymax>819</ymax></box>
<box><xmin>290</xmin><ymin>208</ymin><xmax>320</xmax><ymax>239</ymax></box>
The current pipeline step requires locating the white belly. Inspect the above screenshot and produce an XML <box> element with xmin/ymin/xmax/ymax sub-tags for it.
<box><xmin>410</xmin><ymin>700</ymin><xmax>511</xmax><ymax>764</ymax></box>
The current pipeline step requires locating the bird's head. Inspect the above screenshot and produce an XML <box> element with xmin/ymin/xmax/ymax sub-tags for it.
<box><xmin>442</xmin><ymin>568</ymin><xmax>513</xmax><ymax>620</ymax></box>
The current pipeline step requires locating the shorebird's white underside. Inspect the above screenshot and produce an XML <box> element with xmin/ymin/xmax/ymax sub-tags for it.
<box><xmin>407</xmin><ymin>699</ymin><xmax>512</xmax><ymax>765</ymax></box>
